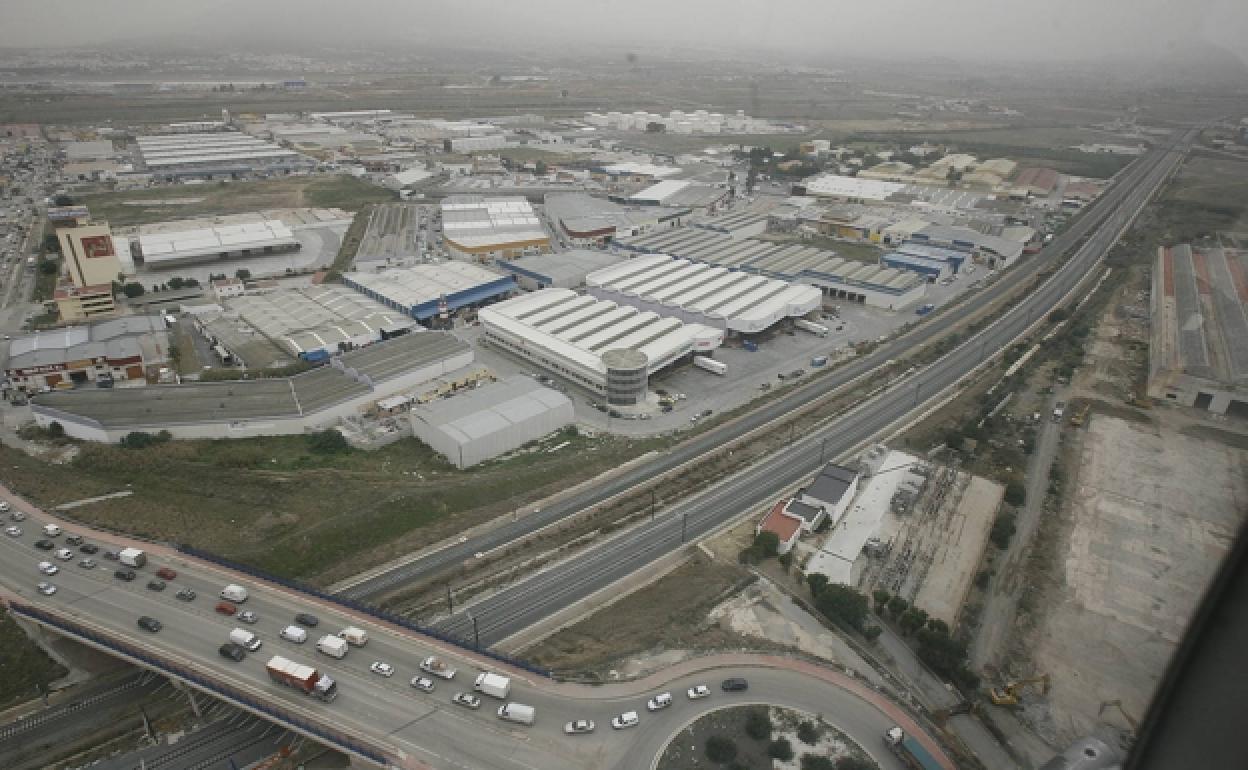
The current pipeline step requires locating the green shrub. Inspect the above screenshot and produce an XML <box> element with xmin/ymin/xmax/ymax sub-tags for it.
<box><xmin>706</xmin><ymin>735</ymin><xmax>738</xmax><ymax>764</ymax></box>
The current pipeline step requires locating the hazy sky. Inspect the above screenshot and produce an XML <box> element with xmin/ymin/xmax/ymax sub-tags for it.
<box><xmin>2</xmin><ymin>0</ymin><xmax>1246</xmax><ymax>64</ymax></box>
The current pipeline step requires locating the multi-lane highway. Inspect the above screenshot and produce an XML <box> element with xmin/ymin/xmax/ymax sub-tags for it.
<box><xmin>341</xmin><ymin>133</ymin><xmax>1190</xmax><ymax>607</ymax></box>
<box><xmin>425</xmin><ymin>133</ymin><xmax>1192</xmax><ymax>647</ymax></box>
<box><xmin>0</xmin><ymin>497</ymin><xmax>949</xmax><ymax>770</ymax></box>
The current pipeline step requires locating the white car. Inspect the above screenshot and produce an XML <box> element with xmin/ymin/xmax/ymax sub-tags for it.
<box><xmin>646</xmin><ymin>692</ymin><xmax>673</xmax><ymax>711</ymax></box>
<box><xmin>0</xmin><ymin>501</ymin><xmax>9</xmax><ymax>512</ymax></box>
<box><xmin>38</xmin><ymin>561</ymin><xmax>58</xmax><ymax>575</ymax></box>
<box><xmin>410</xmin><ymin>676</ymin><xmax>435</xmax><ymax>692</ymax></box>
<box><xmin>54</xmin><ymin>548</ymin><xmax>73</xmax><ymax>561</ymax></box>
<box><xmin>37</xmin><ymin>581</ymin><xmax>56</xmax><ymax>595</ymax></box>
<box><xmin>10</xmin><ymin>510</ymin><xmax>25</xmax><ymax>521</ymax></box>
<box><xmin>611</xmin><ymin>711</ymin><xmax>640</xmax><ymax>730</ymax></box>
<box><xmin>564</xmin><ymin>719</ymin><xmax>596</xmax><ymax>734</ymax></box>
<box><xmin>370</xmin><ymin>661</ymin><xmax>395</xmax><ymax>678</ymax></box>
<box><xmin>687</xmin><ymin>684</ymin><xmax>711</xmax><ymax>699</ymax></box>
<box><xmin>452</xmin><ymin>692</ymin><xmax>481</xmax><ymax>710</ymax></box>
<box><xmin>4</xmin><ymin>526</ymin><xmax>20</xmax><ymax>537</ymax></box>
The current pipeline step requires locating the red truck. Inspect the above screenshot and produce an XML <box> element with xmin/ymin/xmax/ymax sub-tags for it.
<box><xmin>266</xmin><ymin>655</ymin><xmax>338</xmax><ymax>702</ymax></box>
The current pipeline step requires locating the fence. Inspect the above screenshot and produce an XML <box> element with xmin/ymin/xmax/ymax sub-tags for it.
<box><xmin>177</xmin><ymin>545</ymin><xmax>552</xmax><ymax>679</ymax></box>
<box><xmin>9</xmin><ymin>602</ymin><xmax>391</xmax><ymax>768</ymax></box>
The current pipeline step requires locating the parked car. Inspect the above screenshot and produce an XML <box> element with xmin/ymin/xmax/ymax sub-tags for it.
<box><xmin>37</xmin><ymin>581</ymin><xmax>56</xmax><ymax>595</ymax></box>
<box><xmin>687</xmin><ymin>684</ymin><xmax>711</xmax><ymax>699</ymax></box>
<box><xmin>155</xmin><ymin>567</ymin><xmax>177</xmax><ymax>581</ymax></box>
<box><xmin>38</xmin><ymin>561</ymin><xmax>58</xmax><ymax>575</ymax></box>
<box><xmin>611</xmin><ymin>711</ymin><xmax>640</xmax><ymax>729</ymax></box>
<box><xmin>79</xmin><ymin>543</ymin><xmax>99</xmax><ymax>554</ymax></box>
<box><xmin>137</xmin><ymin>616</ymin><xmax>162</xmax><ymax>633</ymax></box>
<box><xmin>564</xmin><ymin>719</ymin><xmax>596</xmax><ymax>734</ymax></box>
<box><xmin>78</xmin><ymin>558</ymin><xmax>96</xmax><ymax>569</ymax></box>
<box><xmin>409</xmin><ymin>675</ymin><xmax>435</xmax><ymax>692</ymax></box>
<box><xmin>215</xmin><ymin>601</ymin><xmax>237</xmax><ymax>616</ymax></box>
<box><xmin>370</xmin><ymin>662</ymin><xmax>395</xmax><ymax>678</ymax></box>
<box><xmin>294</xmin><ymin>613</ymin><xmax>319</xmax><ymax>627</ymax></box>
<box><xmin>721</xmin><ymin>678</ymin><xmax>749</xmax><ymax>692</ymax></box>
<box><xmin>452</xmin><ymin>693</ymin><xmax>481</xmax><ymax>710</ymax></box>
<box><xmin>114</xmin><ymin>568</ymin><xmax>136</xmax><ymax>581</ymax></box>
<box><xmin>146</xmin><ymin>579</ymin><xmax>166</xmax><ymax>592</ymax></box>
<box><xmin>175</xmin><ymin>588</ymin><xmax>196</xmax><ymax>601</ymax></box>
<box><xmin>236</xmin><ymin>610</ymin><xmax>258</xmax><ymax>624</ymax></box>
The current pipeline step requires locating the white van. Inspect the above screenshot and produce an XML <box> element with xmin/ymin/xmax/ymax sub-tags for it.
<box><xmin>220</xmin><ymin>584</ymin><xmax>248</xmax><ymax>603</ymax></box>
<box><xmin>280</xmin><ymin>625</ymin><xmax>308</xmax><ymax>644</ymax></box>
<box><xmin>229</xmin><ymin>628</ymin><xmax>262</xmax><ymax>652</ymax></box>
<box><xmin>338</xmin><ymin>626</ymin><xmax>368</xmax><ymax>646</ymax></box>
<box><xmin>497</xmin><ymin>703</ymin><xmax>536</xmax><ymax>726</ymax></box>
<box><xmin>42</xmin><ymin>524</ymin><xmax>61</xmax><ymax>537</ymax></box>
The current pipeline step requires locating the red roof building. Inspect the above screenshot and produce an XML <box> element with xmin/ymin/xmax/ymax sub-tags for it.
<box><xmin>756</xmin><ymin>500</ymin><xmax>803</xmax><ymax>555</ymax></box>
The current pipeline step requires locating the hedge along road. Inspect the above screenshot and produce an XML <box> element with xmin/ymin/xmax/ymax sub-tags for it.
<box><xmin>426</xmin><ymin>132</ymin><xmax>1192</xmax><ymax>648</ymax></box>
<box><xmin>338</xmin><ymin>133</ymin><xmax>1189</xmax><ymax>609</ymax></box>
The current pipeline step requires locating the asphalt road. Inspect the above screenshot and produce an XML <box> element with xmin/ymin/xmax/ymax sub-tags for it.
<box><xmin>429</xmin><ymin>134</ymin><xmax>1192</xmax><ymax>648</ymax></box>
<box><xmin>340</xmin><ymin>134</ymin><xmax>1189</xmax><ymax>606</ymax></box>
<box><xmin>0</xmin><ymin>504</ymin><xmax>935</xmax><ymax>770</ymax></box>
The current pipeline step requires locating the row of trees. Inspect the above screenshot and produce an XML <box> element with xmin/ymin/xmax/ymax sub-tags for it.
<box><xmin>871</xmin><ymin>590</ymin><xmax>979</xmax><ymax>689</ymax></box>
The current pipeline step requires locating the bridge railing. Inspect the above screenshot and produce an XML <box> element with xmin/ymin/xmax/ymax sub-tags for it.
<box><xmin>177</xmin><ymin>545</ymin><xmax>552</xmax><ymax>679</ymax></box>
<box><xmin>9</xmin><ymin>601</ymin><xmax>392</xmax><ymax>768</ymax></box>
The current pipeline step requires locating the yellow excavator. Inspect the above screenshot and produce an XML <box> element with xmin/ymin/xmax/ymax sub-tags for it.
<box><xmin>989</xmin><ymin>674</ymin><xmax>1050</xmax><ymax>706</ymax></box>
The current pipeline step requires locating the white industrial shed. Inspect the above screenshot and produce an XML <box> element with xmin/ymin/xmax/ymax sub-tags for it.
<box><xmin>137</xmin><ymin>220</ymin><xmax>299</xmax><ymax>267</ymax></box>
<box><xmin>409</xmin><ymin>377</ymin><xmax>574</xmax><ymax>468</ymax></box>
<box><xmin>585</xmin><ymin>253</ymin><xmax>822</xmax><ymax>334</ymax></box>
<box><xmin>479</xmin><ymin>288</ymin><xmax>723</xmax><ymax>400</ymax></box>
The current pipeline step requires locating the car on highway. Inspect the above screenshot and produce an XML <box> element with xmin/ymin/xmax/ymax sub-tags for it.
<box><xmin>37</xmin><ymin>581</ymin><xmax>56</xmax><ymax>595</ymax></box>
<box><xmin>4</xmin><ymin>526</ymin><xmax>20</xmax><ymax>537</ymax></box>
<box><xmin>721</xmin><ymin>678</ymin><xmax>749</xmax><ymax>692</ymax></box>
<box><xmin>0</xmin><ymin>501</ymin><xmax>8</xmax><ymax>513</ymax></box>
<box><xmin>54</xmin><ymin>548</ymin><xmax>73</xmax><ymax>561</ymax></box>
<box><xmin>146</xmin><ymin>579</ymin><xmax>166</xmax><ymax>592</ymax></box>
<box><xmin>114</xmin><ymin>568</ymin><xmax>136</xmax><ymax>581</ymax></box>
<box><xmin>564</xmin><ymin>719</ymin><xmax>595</xmax><ymax>734</ymax></box>
<box><xmin>611</xmin><ymin>711</ymin><xmax>640</xmax><ymax>729</ymax></box>
<box><xmin>646</xmin><ymin>692</ymin><xmax>673</xmax><ymax>711</ymax></box>
<box><xmin>175</xmin><ymin>588</ymin><xmax>196</xmax><ymax>601</ymax></box>
<box><xmin>103</xmin><ymin>549</ymin><xmax>119</xmax><ymax>560</ymax></box>
<box><xmin>155</xmin><ymin>567</ymin><xmax>177</xmax><ymax>581</ymax></box>
<box><xmin>687</xmin><ymin>684</ymin><xmax>711</xmax><ymax>699</ymax></box>
<box><xmin>410</xmin><ymin>676</ymin><xmax>435</xmax><ymax>692</ymax></box>
<box><xmin>215</xmin><ymin>601</ymin><xmax>237</xmax><ymax>616</ymax></box>
<box><xmin>136</xmin><ymin>616</ymin><xmax>162</xmax><ymax>633</ymax></box>
<box><xmin>38</xmin><ymin>561</ymin><xmax>58</xmax><ymax>575</ymax></box>
<box><xmin>78</xmin><ymin>558</ymin><xmax>96</xmax><ymax>569</ymax></box>
<box><xmin>34</xmin><ymin>539</ymin><xmax>54</xmax><ymax>550</ymax></box>
<box><xmin>294</xmin><ymin>612</ymin><xmax>319</xmax><ymax>627</ymax></box>
<box><xmin>10</xmin><ymin>510</ymin><xmax>25</xmax><ymax>522</ymax></box>
<box><xmin>218</xmin><ymin>642</ymin><xmax>246</xmax><ymax>662</ymax></box>
<box><xmin>65</xmin><ymin>534</ymin><xmax>83</xmax><ymax>546</ymax></box>
<box><xmin>452</xmin><ymin>693</ymin><xmax>481</xmax><ymax>710</ymax></box>
<box><xmin>370</xmin><ymin>661</ymin><xmax>395</xmax><ymax>678</ymax></box>
<box><xmin>237</xmin><ymin>610</ymin><xmax>258</xmax><ymax>624</ymax></box>
<box><xmin>78</xmin><ymin>543</ymin><xmax>99</xmax><ymax>554</ymax></box>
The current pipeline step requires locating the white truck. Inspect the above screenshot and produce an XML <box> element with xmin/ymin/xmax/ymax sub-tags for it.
<box><xmin>420</xmin><ymin>656</ymin><xmax>457</xmax><ymax>680</ymax></box>
<box><xmin>497</xmin><ymin>702</ymin><xmax>535</xmax><ymax>726</ymax></box>
<box><xmin>119</xmin><ymin>548</ymin><xmax>146</xmax><ymax>568</ymax></box>
<box><xmin>317</xmin><ymin>634</ymin><xmax>349</xmax><ymax>659</ymax></box>
<box><xmin>474</xmin><ymin>672</ymin><xmax>512</xmax><ymax>699</ymax></box>
<box><xmin>220</xmin><ymin>584</ymin><xmax>248</xmax><ymax>603</ymax></box>
<box><xmin>229</xmin><ymin>628</ymin><xmax>262</xmax><ymax>652</ymax></box>
<box><xmin>692</xmin><ymin>355</ymin><xmax>727</xmax><ymax>375</ymax></box>
<box><xmin>794</xmin><ymin>318</ymin><xmax>830</xmax><ymax>337</ymax></box>
<box><xmin>338</xmin><ymin>626</ymin><xmax>368</xmax><ymax>646</ymax></box>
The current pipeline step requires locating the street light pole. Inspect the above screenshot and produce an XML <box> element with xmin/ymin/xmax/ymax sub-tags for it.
<box><xmin>650</xmin><ymin>488</ymin><xmax>656</xmax><ymax>521</ymax></box>
<box><xmin>681</xmin><ymin>513</ymin><xmax>688</xmax><ymax>544</ymax></box>
<box><xmin>445</xmin><ymin>584</ymin><xmax>453</xmax><ymax>614</ymax></box>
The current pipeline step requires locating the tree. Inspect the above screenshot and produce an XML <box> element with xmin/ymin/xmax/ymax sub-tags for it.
<box><xmin>168</xmin><ymin>277</ymin><xmax>185</xmax><ymax>290</ymax></box>
<box><xmin>38</xmin><ymin>259</ymin><xmax>58</xmax><ymax>275</ymax></box>
<box><xmin>899</xmin><ymin>607</ymin><xmax>929</xmax><ymax>635</ymax></box>
<box><xmin>754</xmin><ymin>530</ymin><xmax>781</xmax><ymax>559</ymax></box>
<box><xmin>234</xmin><ymin>268</ymin><xmax>251</xmax><ymax>280</ymax></box>
<box><xmin>796</xmin><ymin>721</ymin><xmax>819</xmax><ymax>745</ymax></box>
<box><xmin>807</xmin><ymin>572</ymin><xmax>830</xmax><ymax>598</ymax></box>
<box><xmin>308</xmin><ymin>429</ymin><xmax>348</xmax><ymax>454</ymax></box>
<box><xmin>872</xmin><ymin>588</ymin><xmax>891</xmax><ymax>612</ymax></box>
<box><xmin>43</xmin><ymin>233</ymin><xmax>61</xmax><ymax>253</ymax></box>
<box><xmin>927</xmin><ymin>618</ymin><xmax>950</xmax><ymax>635</ymax></box>
<box><xmin>1004</xmin><ymin>481</ymin><xmax>1026</xmax><ymax>506</ymax></box>
<box><xmin>887</xmin><ymin>596</ymin><xmax>909</xmax><ymax>617</ymax></box>
<box><xmin>801</xmin><ymin>756</ymin><xmax>835</xmax><ymax>770</ymax></box>
<box><xmin>816</xmin><ymin>584</ymin><xmax>869</xmax><ymax>631</ymax></box>
<box><xmin>744</xmin><ymin>708</ymin><xmax>772</xmax><ymax>740</ymax></box>
<box><xmin>705</xmin><ymin>735</ymin><xmax>738</xmax><ymax>764</ymax></box>
<box><xmin>768</xmin><ymin>738</ymin><xmax>795</xmax><ymax>761</ymax></box>
<box><xmin>990</xmin><ymin>511</ymin><xmax>1018</xmax><ymax>549</ymax></box>
<box><xmin>534</xmin><ymin>160</ymin><xmax>548</xmax><ymax>176</ymax></box>
<box><xmin>943</xmin><ymin>427</ymin><xmax>964</xmax><ymax>451</ymax></box>
<box><xmin>120</xmin><ymin>431</ymin><xmax>158</xmax><ymax>449</ymax></box>
<box><xmin>835</xmin><ymin>758</ymin><xmax>875</xmax><ymax>770</ymax></box>
<box><xmin>122</xmin><ymin>282</ymin><xmax>145</xmax><ymax>298</ymax></box>
<box><xmin>47</xmin><ymin>421</ymin><xmax>65</xmax><ymax>439</ymax></box>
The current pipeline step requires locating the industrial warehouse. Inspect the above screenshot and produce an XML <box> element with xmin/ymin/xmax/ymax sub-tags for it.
<box><xmin>497</xmin><ymin>249</ymin><xmax>623</xmax><ymax>290</ymax></box>
<box><xmin>479</xmin><ymin>288</ymin><xmax>723</xmax><ymax>404</ymax></box>
<box><xmin>615</xmin><ymin>228</ymin><xmax>925</xmax><ymax>308</ymax></box>
<box><xmin>135</xmin><ymin>131</ymin><xmax>315</xmax><ymax>178</ymax></box>
<box><xmin>439</xmin><ymin>196</ymin><xmax>551</xmax><ymax>260</ymax></box>
<box><xmin>30</xmin><ymin>332</ymin><xmax>473</xmax><ymax>442</ymax></box>
<box><xmin>586</xmin><ymin>254</ymin><xmax>824</xmax><ymax>333</ymax></box>
<box><xmin>343</xmin><ymin>262</ymin><xmax>517</xmax><ymax>322</ymax></box>
<box><xmin>543</xmin><ymin>192</ymin><xmax>685</xmax><ymax>248</ymax></box>
<box><xmin>4</xmin><ymin>315</ymin><xmax>170</xmax><ymax>394</ymax></box>
<box><xmin>136</xmin><ymin>219</ymin><xmax>300</xmax><ymax>268</ymax></box>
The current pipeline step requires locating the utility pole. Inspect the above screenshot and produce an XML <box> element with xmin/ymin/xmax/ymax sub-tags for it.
<box><xmin>445</xmin><ymin>584</ymin><xmax>453</xmax><ymax>614</ymax></box>
<box><xmin>819</xmin><ymin>437</ymin><xmax>829</xmax><ymax>464</ymax></box>
<box><xmin>681</xmin><ymin>513</ymin><xmax>688</xmax><ymax>544</ymax></box>
<box><xmin>467</xmin><ymin>612</ymin><xmax>480</xmax><ymax>650</ymax></box>
<box><xmin>650</xmin><ymin>488</ymin><xmax>656</xmax><ymax>521</ymax></box>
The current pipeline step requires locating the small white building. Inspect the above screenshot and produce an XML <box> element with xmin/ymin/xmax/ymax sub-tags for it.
<box><xmin>212</xmin><ymin>277</ymin><xmax>245</xmax><ymax>301</ymax></box>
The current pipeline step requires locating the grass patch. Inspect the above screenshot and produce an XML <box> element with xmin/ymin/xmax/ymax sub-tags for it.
<box><xmin>0</xmin><ymin>610</ymin><xmax>68</xmax><ymax>709</ymax></box>
<box><xmin>78</xmin><ymin>175</ymin><xmax>394</xmax><ymax>227</ymax></box>
<box><xmin>0</xmin><ymin>431</ymin><xmax>649</xmax><ymax>584</ymax></box>
<box><xmin>847</xmin><ymin>129</ymin><xmax>1133</xmax><ymax>178</ymax></box>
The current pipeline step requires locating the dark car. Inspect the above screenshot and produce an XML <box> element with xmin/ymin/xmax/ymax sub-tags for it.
<box><xmin>34</xmin><ymin>539</ymin><xmax>55</xmax><ymax>550</ymax></box>
<box><xmin>79</xmin><ymin>543</ymin><xmax>99</xmax><ymax>554</ymax></box>
<box><xmin>218</xmin><ymin>642</ymin><xmax>246</xmax><ymax>662</ymax></box>
<box><xmin>146</xmin><ymin>579</ymin><xmax>166</xmax><ymax>592</ymax></box>
<box><xmin>114</xmin><ymin>568</ymin><xmax>137</xmax><ymax>581</ymax></box>
<box><xmin>175</xmin><ymin>588</ymin><xmax>196</xmax><ymax>601</ymax></box>
<box><xmin>721</xmin><ymin>678</ymin><xmax>749</xmax><ymax>692</ymax></box>
<box><xmin>294</xmin><ymin>613</ymin><xmax>319</xmax><ymax>628</ymax></box>
<box><xmin>137</xmin><ymin>616</ymin><xmax>162</xmax><ymax>633</ymax></box>
<box><xmin>65</xmin><ymin>534</ymin><xmax>84</xmax><ymax>546</ymax></box>
<box><xmin>155</xmin><ymin>567</ymin><xmax>177</xmax><ymax>581</ymax></box>
<box><xmin>103</xmin><ymin>549</ymin><xmax>120</xmax><ymax>561</ymax></box>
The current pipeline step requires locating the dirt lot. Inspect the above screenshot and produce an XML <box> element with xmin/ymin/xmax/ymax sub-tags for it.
<box><xmin>78</xmin><ymin>175</ymin><xmax>394</xmax><ymax>227</ymax></box>
<box><xmin>0</xmin><ymin>431</ymin><xmax>653</xmax><ymax>585</ymax></box>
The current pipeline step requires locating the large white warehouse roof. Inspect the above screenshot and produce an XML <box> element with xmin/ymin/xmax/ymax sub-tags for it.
<box><xmin>586</xmin><ymin>254</ymin><xmax>822</xmax><ymax>333</ymax></box>
<box><xmin>137</xmin><ymin>219</ymin><xmax>297</xmax><ymax>265</ymax></box>
<box><xmin>803</xmin><ymin>174</ymin><xmax>905</xmax><ymax>202</ymax></box>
